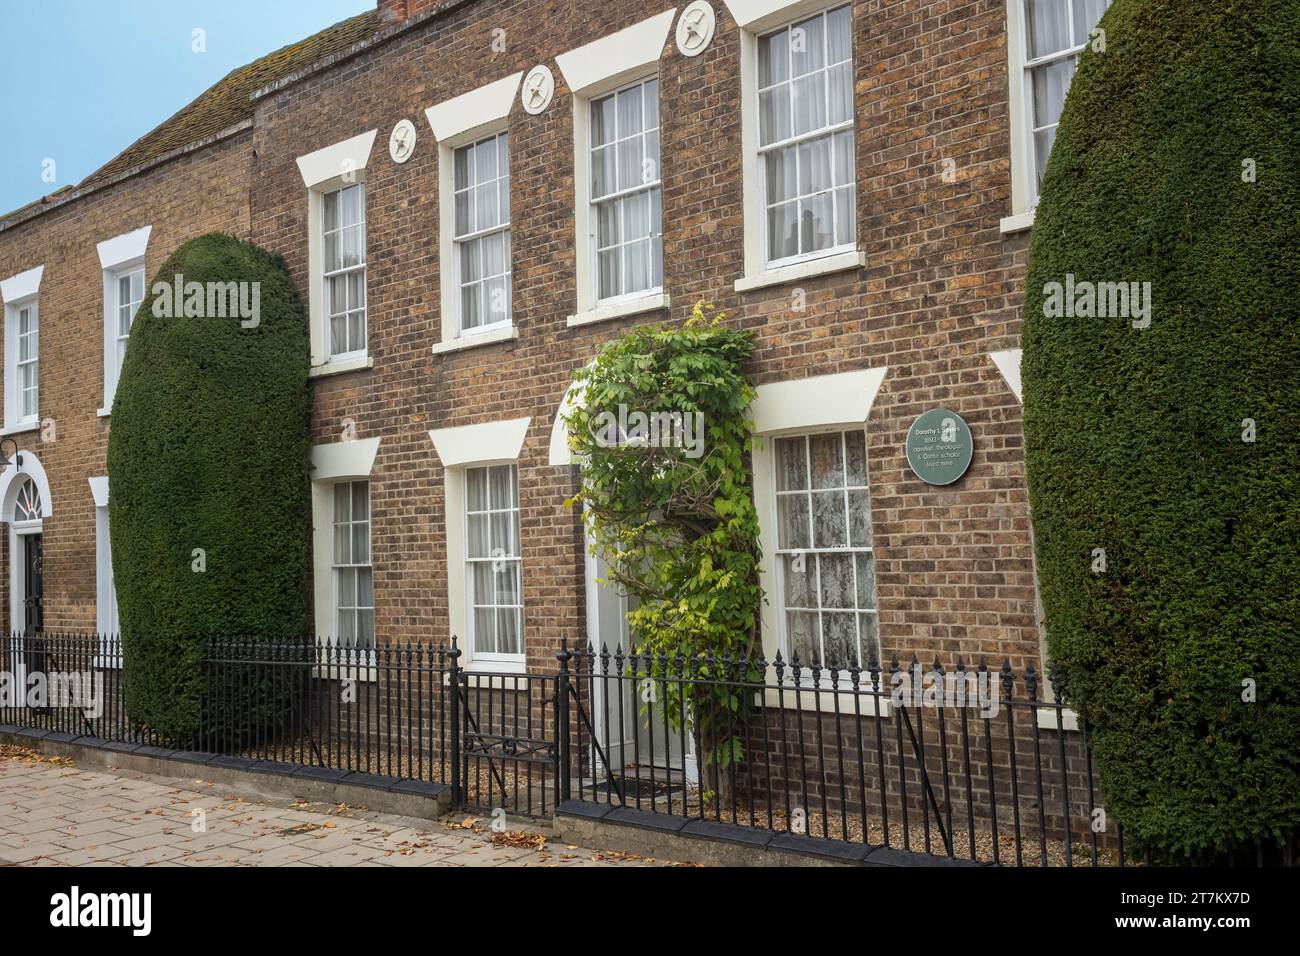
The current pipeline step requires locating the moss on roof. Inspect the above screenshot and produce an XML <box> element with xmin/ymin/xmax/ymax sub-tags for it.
<box><xmin>12</xmin><ymin>9</ymin><xmax>378</xmax><ymax>215</ymax></box>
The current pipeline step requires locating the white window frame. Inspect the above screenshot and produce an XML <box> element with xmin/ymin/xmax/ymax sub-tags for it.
<box><xmin>310</xmin><ymin>437</ymin><xmax>382</xmax><ymax>676</ymax></box>
<box><xmin>90</xmin><ymin>478</ymin><xmax>119</xmax><ymax>661</ymax></box>
<box><xmin>1002</xmin><ymin>0</ymin><xmax>1111</xmax><ymax>233</ymax></box>
<box><xmin>572</xmin><ymin>74</ymin><xmax>667</xmax><ymax>322</ymax></box>
<box><xmin>296</xmin><ymin>129</ymin><xmax>378</xmax><ymax>375</ymax></box>
<box><xmin>450</xmin><ymin>131</ymin><xmax>512</xmax><ymax>338</ymax></box>
<box><xmin>95</xmin><ymin>225</ymin><xmax>151</xmax><ymax>415</ymax></box>
<box><xmin>751</xmin><ymin>367</ymin><xmax>888</xmax><ymax>708</ymax></box>
<box><xmin>735</xmin><ymin>0</ymin><xmax>864</xmax><ymax>291</ymax></box>
<box><xmin>321</xmin><ymin>181</ymin><xmax>368</xmax><ymax>363</ymax></box>
<box><xmin>429</xmin><ymin>417</ymin><xmax>530</xmax><ymax>672</ymax></box>
<box><xmin>771</xmin><ymin>429</ymin><xmax>879</xmax><ymax>672</ymax></box>
<box><xmin>3</xmin><ymin>299</ymin><xmax>39</xmax><ymax>431</ymax></box>
<box><xmin>331</xmin><ymin>478</ymin><xmax>375</xmax><ymax>649</ymax></box>
<box><xmin>424</xmin><ymin>72</ymin><xmax>524</xmax><ymax>355</ymax></box>
<box><xmin>103</xmin><ymin>261</ymin><xmax>145</xmax><ymax>406</ymax></box>
<box><xmin>462</xmin><ymin>463</ymin><xmax>524</xmax><ymax>664</ymax></box>
<box><xmin>555</xmin><ymin>9</ymin><xmax>676</xmax><ymax>326</ymax></box>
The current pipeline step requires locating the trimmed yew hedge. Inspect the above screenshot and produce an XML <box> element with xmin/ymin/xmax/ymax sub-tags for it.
<box><xmin>1021</xmin><ymin>0</ymin><xmax>1300</xmax><ymax>862</ymax></box>
<box><xmin>107</xmin><ymin>234</ymin><xmax>311</xmax><ymax>744</ymax></box>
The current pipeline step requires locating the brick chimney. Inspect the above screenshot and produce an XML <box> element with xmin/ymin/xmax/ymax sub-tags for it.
<box><xmin>377</xmin><ymin>0</ymin><xmax>440</xmax><ymax>25</ymax></box>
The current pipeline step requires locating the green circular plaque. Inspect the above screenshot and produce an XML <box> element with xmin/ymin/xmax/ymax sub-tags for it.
<box><xmin>905</xmin><ymin>408</ymin><xmax>973</xmax><ymax>485</ymax></box>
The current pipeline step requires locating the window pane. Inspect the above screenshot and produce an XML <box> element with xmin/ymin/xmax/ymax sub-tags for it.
<box><xmin>1027</xmin><ymin>0</ymin><xmax>1071</xmax><ymax>58</ymax></box>
<box><xmin>643</xmin><ymin>78</ymin><xmax>660</xmax><ymax>129</ymax></box>
<box><xmin>792</xmin><ymin>74</ymin><xmax>827</xmax><ymax>136</ymax></box>
<box><xmin>855</xmin><ymin>553</ymin><xmax>876</xmax><ymax>608</ymax></box>
<box><xmin>591</xmin><ymin>95</ymin><xmax>616</xmax><ymax>146</ymax></box>
<box><xmin>827</xmin><ymin>61</ymin><xmax>853</xmax><ymax>125</ymax></box>
<box><xmin>591</xmin><ymin>145</ymin><xmax>615</xmax><ymax>199</ymax></box>
<box><xmin>340</xmin><ymin>184</ymin><xmax>361</xmax><ymax>227</ymax></box>
<box><xmin>786</xmin><ymin>610</ymin><xmax>818</xmax><ymax>664</ymax></box>
<box><xmin>324</xmin><ymin>231</ymin><xmax>340</xmax><ymax>273</ymax></box>
<box><xmin>595</xmin><ymin>195</ymin><xmax>619</xmax><ymax>250</ymax></box>
<box><xmin>484</xmin><ymin>276</ymin><xmax>509</xmax><ymax>324</ymax></box>
<box><xmin>848</xmin><ymin>488</ymin><xmax>872</xmax><ymax>547</ymax></box>
<box><xmin>817</xmin><ymin>553</ymin><xmax>854</xmax><ymax>609</ymax></box>
<box><xmin>598</xmin><ymin>249</ymin><xmax>620</xmax><ymax>300</ymax></box>
<box><xmin>334</xmin><ymin>483</ymin><xmax>350</xmax><ymax>523</ymax></box>
<box><xmin>826</xmin><ymin>5</ymin><xmax>851</xmax><ymax>62</ymax></box>
<box><xmin>491</xmin><ymin>513</ymin><xmax>516</xmax><ymax>557</ymax></box>
<box><xmin>338</xmin><ymin>567</ymin><xmax>356</xmax><ymax>606</ymax></box>
<box><xmin>474</xmin><ymin>607</ymin><xmax>497</xmax><ymax>653</ymax></box>
<box><xmin>775</xmin><ymin>436</ymin><xmax>808</xmax><ymax>490</ymax></box>
<box><xmin>809</xmin><ymin>432</ymin><xmax>844</xmax><ymax>488</ymax></box>
<box><xmin>489</xmin><ymin>464</ymin><xmax>515</xmax><ymax>509</ymax></box>
<box><xmin>801</xmin><ymin>191</ymin><xmax>834</xmax><ymax>253</ymax></box>
<box><xmin>455</xmin><ymin>188</ymin><xmax>471</xmax><ymax>235</ymax></box>
<box><xmin>475</xmin><ymin>137</ymin><xmax>497</xmax><ymax>182</ymax></box>
<box><xmin>338</xmin><ymin>607</ymin><xmax>356</xmax><ymax>642</ymax></box>
<box><xmin>858</xmin><ymin>613</ymin><xmax>880</xmax><ymax>666</ymax></box>
<box><xmin>357</xmin><ymin>609</ymin><xmax>375</xmax><ymax>648</ymax></box>
<box><xmin>1073</xmin><ymin>0</ymin><xmax>1110</xmax><ymax>44</ymax></box>
<box><xmin>835</xmin><ymin>186</ymin><xmax>854</xmax><ymax>247</ymax></box>
<box><xmin>118</xmin><ymin>276</ymin><xmax>132</xmax><ymax>307</ymax></box>
<box><xmin>790</xmin><ymin>13</ymin><xmax>826</xmax><ymax>76</ymax></box>
<box><xmin>460</xmin><ymin>234</ymin><xmax>482</xmax><ymax>284</ymax></box>
<box><xmin>323</xmin><ymin>190</ymin><xmax>339</xmax><ymax>231</ymax></box>
<box><xmin>616</xmin><ymin>85</ymin><xmax>643</xmax><ymax>138</ymax></box>
<box><xmin>821</xmin><ymin>611</ymin><xmax>856</xmax><ymax>667</ymax></box>
<box><xmin>782</xmin><ymin>553</ymin><xmax>815</xmax><ymax>607</ymax></box>
<box><xmin>467</xmin><ymin>468</ymin><xmax>488</xmax><ymax>510</ymax></box>
<box><xmin>766</xmin><ymin>146</ymin><xmax>797</xmax><ymax>205</ymax></box>
<box><xmin>844</xmin><ymin>430</ymin><xmax>867</xmax><ymax>485</ymax></box>
<box><xmin>496</xmin><ymin>608</ymin><xmax>521</xmax><ymax>655</ymax></box>
<box><xmin>811</xmin><ymin>490</ymin><xmax>847</xmax><ymax>548</ymax></box>
<box><xmin>1034</xmin><ymin>127</ymin><xmax>1058</xmax><ymax>186</ymax></box>
<box><xmin>616</xmin><ymin>134</ymin><xmax>643</xmax><ymax>192</ymax></box>
<box><xmin>798</xmin><ymin>136</ymin><xmax>832</xmax><ymax>195</ymax></box>
<box><xmin>759</xmin><ymin>88</ymin><xmax>791</xmax><ymax>146</ymax></box>
<box><xmin>777</xmin><ymin>494</ymin><xmax>811</xmax><ymax>550</ymax></box>
<box><xmin>492</xmin><ymin>562</ymin><xmax>520</xmax><ymax>605</ymax></box>
<box><xmin>759</xmin><ymin>29</ymin><xmax>790</xmax><ymax>88</ymax></box>
<box><xmin>1032</xmin><ymin>58</ymin><xmax>1075</xmax><ymax>129</ymax></box>
<box><xmin>351</xmin><ymin>480</ymin><xmax>369</xmax><ymax>521</ymax></box>
<box><xmin>468</xmin><ymin>514</ymin><xmax>490</xmax><ymax>558</ymax></box>
<box><xmin>767</xmin><ymin>202</ymin><xmax>799</xmax><ymax>261</ymax></box>
<box><xmin>475</xmin><ymin>182</ymin><xmax>499</xmax><ymax>231</ymax></box>
<box><xmin>357</xmin><ymin>567</ymin><xmax>374</xmax><ymax>608</ymax></box>
<box><xmin>460</xmin><ymin>143</ymin><xmax>475</xmax><ymax>191</ymax></box>
<box><xmin>352</xmin><ymin>523</ymin><xmax>370</xmax><ymax>565</ymax></box>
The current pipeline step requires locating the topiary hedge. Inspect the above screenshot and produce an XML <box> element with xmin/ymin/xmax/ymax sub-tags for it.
<box><xmin>107</xmin><ymin>233</ymin><xmax>312</xmax><ymax>745</ymax></box>
<box><xmin>1021</xmin><ymin>0</ymin><xmax>1300</xmax><ymax>862</ymax></box>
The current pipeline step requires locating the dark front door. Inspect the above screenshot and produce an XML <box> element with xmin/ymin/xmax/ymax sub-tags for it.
<box><xmin>23</xmin><ymin>533</ymin><xmax>43</xmax><ymax>636</ymax></box>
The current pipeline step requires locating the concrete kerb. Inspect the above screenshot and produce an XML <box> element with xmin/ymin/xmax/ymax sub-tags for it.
<box><xmin>0</xmin><ymin>729</ymin><xmax>453</xmax><ymax>821</ymax></box>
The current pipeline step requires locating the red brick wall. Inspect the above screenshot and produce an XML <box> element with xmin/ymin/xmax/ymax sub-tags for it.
<box><xmin>0</xmin><ymin>0</ymin><xmax>1038</xmax><ymax>678</ymax></box>
<box><xmin>0</xmin><ymin>133</ymin><xmax>254</xmax><ymax>633</ymax></box>
<box><xmin>250</xmin><ymin>0</ymin><xmax>1035</xmax><ymax>673</ymax></box>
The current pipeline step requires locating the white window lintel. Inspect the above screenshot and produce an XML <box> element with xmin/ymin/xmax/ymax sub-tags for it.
<box><xmin>429</xmin><ymin>417</ymin><xmax>530</xmax><ymax>468</ymax></box>
<box><xmin>555</xmin><ymin>9</ymin><xmax>676</xmax><ymax>97</ymax></box>
<box><xmin>423</xmin><ymin>73</ymin><xmax>523</xmax><ymax>145</ymax></box>
<box><xmin>295</xmin><ymin>130</ymin><xmax>379</xmax><ymax>189</ymax></box>
<box><xmin>96</xmin><ymin>226</ymin><xmax>151</xmax><ymax>271</ymax></box>
<box><xmin>751</xmin><ymin>366</ymin><xmax>887</xmax><ymax>435</ymax></box>
<box><xmin>0</xmin><ymin>265</ymin><xmax>44</xmax><ymax>304</ymax></box>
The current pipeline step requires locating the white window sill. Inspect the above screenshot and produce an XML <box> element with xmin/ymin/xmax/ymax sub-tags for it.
<box><xmin>431</xmin><ymin>325</ymin><xmax>518</xmax><ymax>355</ymax></box>
<box><xmin>1000</xmin><ymin>210</ymin><xmax>1035</xmax><ymax>235</ymax></box>
<box><xmin>735</xmin><ymin>249</ymin><xmax>865</xmax><ymax>292</ymax></box>
<box><xmin>1035</xmin><ymin>705</ymin><xmax>1079</xmax><ymax>732</ymax></box>
<box><xmin>308</xmin><ymin>355</ymin><xmax>374</xmax><ymax>379</ymax></box>
<box><xmin>96</xmin><ymin>406</ymin><xmax>112</xmax><ymax>419</ymax></box>
<box><xmin>567</xmin><ymin>293</ymin><xmax>670</xmax><ymax>328</ymax></box>
<box><xmin>0</xmin><ymin>421</ymin><xmax>39</xmax><ymax>437</ymax></box>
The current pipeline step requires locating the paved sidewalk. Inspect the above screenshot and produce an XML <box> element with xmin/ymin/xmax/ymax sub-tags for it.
<box><xmin>0</xmin><ymin>746</ymin><xmax>678</xmax><ymax>868</ymax></box>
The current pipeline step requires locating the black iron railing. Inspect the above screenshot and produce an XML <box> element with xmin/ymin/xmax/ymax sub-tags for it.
<box><xmin>1</xmin><ymin>631</ymin><xmax>1292</xmax><ymax>867</ymax></box>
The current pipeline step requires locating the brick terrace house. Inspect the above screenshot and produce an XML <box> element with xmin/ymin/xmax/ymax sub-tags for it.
<box><xmin>0</xmin><ymin>0</ymin><xmax>1108</xmax><ymax>773</ymax></box>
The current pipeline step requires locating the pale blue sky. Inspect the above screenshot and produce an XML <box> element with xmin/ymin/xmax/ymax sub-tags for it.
<box><xmin>0</xmin><ymin>0</ymin><xmax>373</xmax><ymax>216</ymax></box>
